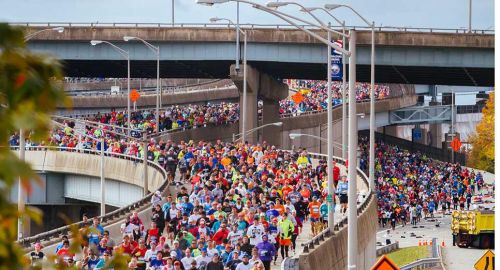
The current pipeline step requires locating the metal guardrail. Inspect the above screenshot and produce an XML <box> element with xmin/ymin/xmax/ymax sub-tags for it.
<box><xmin>298</xmin><ymin>152</ymin><xmax>373</xmax><ymax>254</ymax></box>
<box><xmin>12</xmin><ymin>22</ymin><xmax>495</xmax><ymax>34</ymax></box>
<box><xmin>400</xmin><ymin>258</ymin><xmax>441</xmax><ymax>270</ymax></box>
<box><xmin>14</xmin><ymin>146</ymin><xmax>169</xmax><ymax>249</ymax></box>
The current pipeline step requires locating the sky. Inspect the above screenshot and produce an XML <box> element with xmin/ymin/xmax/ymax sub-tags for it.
<box><xmin>0</xmin><ymin>0</ymin><xmax>495</xmax><ymax>30</ymax></box>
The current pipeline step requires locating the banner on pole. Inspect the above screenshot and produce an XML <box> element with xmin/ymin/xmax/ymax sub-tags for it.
<box><xmin>331</xmin><ymin>39</ymin><xmax>343</xmax><ymax>81</ymax></box>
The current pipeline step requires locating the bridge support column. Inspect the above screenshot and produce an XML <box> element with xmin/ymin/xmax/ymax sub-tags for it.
<box><xmin>230</xmin><ymin>64</ymin><xmax>288</xmax><ymax>145</ymax></box>
<box><xmin>429</xmin><ymin>123</ymin><xmax>443</xmax><ymax>148</ymax></box>
<box><xmin>261</xmin><ymin>98</ymin><xmax>282</xmax><ymax>147</ymax></box>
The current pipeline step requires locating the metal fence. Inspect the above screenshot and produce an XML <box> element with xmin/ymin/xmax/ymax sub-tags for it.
<box><xmin>362</xmin><ymin>130</ymin><xmax>466</xmax><ymax>165</ymax></box>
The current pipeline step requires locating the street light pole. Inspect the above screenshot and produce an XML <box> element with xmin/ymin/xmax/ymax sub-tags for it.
<box><xmin>172</xmin><ymin>0</ymin><xmax>175</xmax><ymax>26</ymax></box>
<box><xmin>143</xmin><ymin>133</ymin><xmax>149</xmax><ymax>196</ymax></box>
<box><xmin>347</xmin><ymin>29</ymin><xmax>358</xmax><ymax>270</ymax></box>
<box><xmin>210</xmin><ymin>18</ymin><xmax>247</xmax><ymax>144</ymax></box>
<box><xmin>324</xmin><ymin>3</ymin><xmax>376</xmax><ymax>191</ymax></box>
<box><xmin>236</xmin><ymin>3</ymin><xmax>240</xmax><ymax>71</ymax></box>
<box><xmin>342</xmin><ymin>21</ymin><xmax>347</xmax><ymax>160</ymax></box>
<box><xmin>123</xmin><ymin>36</ymin><xmax>160</xmax><ymax>133</ymax></box>
<box><xmin>24</xmin><ymin>27</ymin><xmax>64</xmax><ymax>41</ymax></box>
<box><xmin>127</xmin><ymin>57</ymin><xmax>131</xmax><ymax>137</ymax></box>
<box><xmin>326</xmin><ymin>26</ymin><xmax>335</xmax><ymax>234</ymax></box>
<box><xmin>90</xmin><ymin>40</ymin><xmax>131</xmax><ymax>136</ymax></box>
<box><xmin>20</xmin><ymin>26</ymin><xmax>64</xmax><ymax>240</ymax></box>
<box><xmin>468</xmin><ymin>0</ymin><xmax>472</xmax><ymax>33</ymax></box>
<box><xmin>100</xmin><ymin>137</ymin><xmax>105</xmax><ymax>216</ymax></box>
<box><xmin>17</xmin><ymin>129</ymin><xmax>25</xmax><ymax>240</ymax></box>
<box><xmin>242</xmin><ymin>30</ymin><xmax>247</xmax><ymax>144</ymax></box>
<box><xmin>369</xmin><ymin>22</ymin><xmax>376</xmax><ymax>191</ymax></box>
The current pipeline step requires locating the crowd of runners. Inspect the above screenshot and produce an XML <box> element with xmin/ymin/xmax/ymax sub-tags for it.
<box><xmin>24</xmin><ymin>127</ymin><xmax>345</xmax><ymax>270</ymax></box>
<box><xmin>21</xmin><ymin>126</ymin><xmax>489</xmax><ymax>270</ymax></box>
<box><xmin>62</xmin><ymin>80</ymin><xmax>390</xmax><ymax>135</ymax></box>
<box><xmin>19</xmin><ymin>78</ymin><xmax>490</xmax><ymax>269</ymax></box>
<box><xmin>358</xmin><ymin>137</ymin><xmax>487</xmax><ymax>230</ymax></box>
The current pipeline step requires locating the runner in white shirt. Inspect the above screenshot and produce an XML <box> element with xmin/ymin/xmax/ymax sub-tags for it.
<box><xmin>235</xmin><ymin>254</ymin><xmax>254</xmax><ymax>270</ymax></box>
<box><xmin>206</xmin><ymin>240</ymin><xmax>219</xmax><ymax>258</ymax></box>
<box><xmin>181</xmin><ymin>248</ymin><xmax>195</xmax><ymax>270</ymax></box>
<box><xmin>144</xmin><ymin>241</ymin><xmax>159</xmax><ymax>262</ymax></box>
<box><xmin>246</xmin><ymin>219</ymin><xmax>265</xmax><ymax>246</ymax></box>
<box><xmin>227</xmin><ymin>224</ymin><xmax>243</xmax><ymax>246</ymax></box>
<box><xmin>195</xmin><ymin>248</ymin><xmax>211</xmax><ymax>267</ymax></box>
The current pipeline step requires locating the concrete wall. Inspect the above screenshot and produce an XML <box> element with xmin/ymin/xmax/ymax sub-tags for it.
<box><xmin>26</xmin><ymin>27</ymin><xmax>493</xmax><ymax>48</ymax></box>
<box><xmin>298</xmin><ymin>198</ymin><xmax>378</xmax><ymax>270</ymax></box>
<box><xmin>62</xmin><ymin>86</ymin><xmax>238</xmax><ymax>109</ymax></box>
<box><xmin>157</xmin><ymin>95</ymin><xmax>417</xmax><ymax>153</ymax></box>
<box><xmin>21</xmin><ymin>150</ymin><xmax>164</xmax><ymax>193</ymax></box>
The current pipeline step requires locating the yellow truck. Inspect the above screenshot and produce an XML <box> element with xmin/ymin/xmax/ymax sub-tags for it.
<box><xmin>451</xmin><ymin>210</ymin><xmax>495</xmax><ymax>249</ymax></box>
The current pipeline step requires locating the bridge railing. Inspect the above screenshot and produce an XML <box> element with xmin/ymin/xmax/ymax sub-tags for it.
<box><xmin>13</xmin><ymin>146</ymin><xmax>169</xmax><ymax>250</ymax></box>
<box><xmin>12</xmin><ymin>22</ymin><xmax>495</xmax><ymax>34</ymax></box>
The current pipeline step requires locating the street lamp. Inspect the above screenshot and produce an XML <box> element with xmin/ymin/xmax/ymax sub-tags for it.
<box><xmin>197</xmin><ymin>0</ymin><xmax>353</xmax><ymax>239</ymax></box>
<box><xmin>18</xmin><ymin>26</ymin><xmax>65</xmax><ymax>240</ymax></box>
<box><xmin>299</xmin><ymin>6</ymin><xmax>348</xmax><ymax>161</ymax></box>
<box><xmin>266</xmin><ymin>0</ymin><xmax>347</xmax><ymax>236</ymax></box>
<box><xmin>232</xmin><ymin>121</ymin><xmax>282</xmax><ymax>142</ymax></box>
<box><xmin>90</xmin><ymin>40</ymin><xmax>131</xmax><ymax>137</ymax></box>
<box><xmin>325</xmin><ymin>3</ymin><xmax>377</xmax><ymax>194</ymax></box>
<box><xmin>123</xmin><ymin>36</ymin><xmax>161</xmax><ymax>134</ymax></box>
<box><xmin>210</xmin><ymin>17</ymin><xmax>248</xmax><ymax>144</ymax></box>
<box><xmin>24</xmin><ymin>26</ymin><xmax>64</xmax><ymax>41</ymax></box>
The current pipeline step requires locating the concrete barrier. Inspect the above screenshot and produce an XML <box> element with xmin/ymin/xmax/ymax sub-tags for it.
<box><xmin>297</xmin><ymin>196</ymin><xmax>378</xmax><ymax>270</ymax></box>
<box><xmin>61</xmin><ymin>86</ymin><xmax>239</xmax><ymax>109</ymax></box>
<box><xmin>17</xmin><ymin>147</ymin><xmax>169</xmax><ymax>250</ymax></box>
<box><xmin>376</xmin><ymin>242</ymin><xmax>400</xmax><ymax>256</ymax></box>
<box><xmin>23</xmin><ymin>149</ymin><xmax>164</xmax><ymax>192</ymax></box>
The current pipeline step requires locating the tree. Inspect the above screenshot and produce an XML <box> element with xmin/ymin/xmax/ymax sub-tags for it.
<box><xmin>0</xmin><ymin>24</ymin><xmax>131</xmax><ymax>270</ymax></box>
<box><xmin>467</xmin><ymin>91</ymin><xmax>494</xmax><ymax>173</ymax></box>
<box><xmin>0</xmin><ymin>23</ymin><xmax>69</xmax><ymax>270</ymax></box>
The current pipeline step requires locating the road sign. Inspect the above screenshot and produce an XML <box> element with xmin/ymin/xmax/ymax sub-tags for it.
<box><xmin>130</xmin><ymin>89</ymin><xmax>140</xmax><ymax>102</ymax></box>
<box><xmin>413</xmin><ymin>128</ymin><xmax>422</xmax><ymax>140</ymax></box>
<box><xmin>475</xmin><ymin>250</ymin><xmax>495</xmax><ymax>270</ymax></box>
<box><xmin>371</xmin><ymin>255</ymin><xmax>399</xmax><ymax>270</ymax></box>
<box><xmin>451</xmin><ymin>137</ymin><xmax>462</xmax><ymax>152</ymax></box>
<box><xmin>326</xmin><ymin>194</ymin><xmax>333</xmax><ymax>203</ymax></box>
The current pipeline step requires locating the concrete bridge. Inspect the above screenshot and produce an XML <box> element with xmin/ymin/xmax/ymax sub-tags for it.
<box><xmin>24</xmin><ymin>26</ymin><xmax>493</xmax><ymax>86</ymax></box>
<box><xmin>154</xmin><ymin>84</ymin><xmax>418</xmax><ymax>150</ymax></box>
<box><xmin>12</xmin><ymin>147</ymin><xmax>166</xmax><ymax>237</ymax></box>
<box><xmin>21</xmin><ymin>148</ymin><xmax>376</xmax><ymax>270</ymax></box>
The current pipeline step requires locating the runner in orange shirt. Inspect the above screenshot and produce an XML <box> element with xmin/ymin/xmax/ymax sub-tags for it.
<box><xmin>308</xmin><ymin>197</ymin><xmax>322</xmax><ymax>235</ymax></box>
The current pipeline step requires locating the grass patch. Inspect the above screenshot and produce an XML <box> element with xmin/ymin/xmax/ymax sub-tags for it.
<box><xmin>379</xmin><ymin>246</ymin><xmax>430</xmax><ymax>267</ymax></box>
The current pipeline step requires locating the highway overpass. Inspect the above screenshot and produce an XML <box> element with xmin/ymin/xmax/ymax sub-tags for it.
<box><xmin>23</xmin><ymin>25</ymin><xmax>494</xmax><ymax>86</ymax></box>
<box><xmin>11</xmin><ymin>147</ymin><xmax>166</xmax><ymax>237</ymax></box>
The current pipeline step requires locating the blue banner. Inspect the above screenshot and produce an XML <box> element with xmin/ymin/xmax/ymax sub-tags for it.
<box><xmin>331</xmin><ymin>54</ymin><xmax>343</xmax><ymax>81</ymax></box>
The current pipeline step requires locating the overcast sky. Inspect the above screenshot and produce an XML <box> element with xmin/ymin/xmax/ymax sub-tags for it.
<box><xmin>0</xmin><ymin>0</ymin><xmax>495</xmax><ymax>30</ymax></box>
